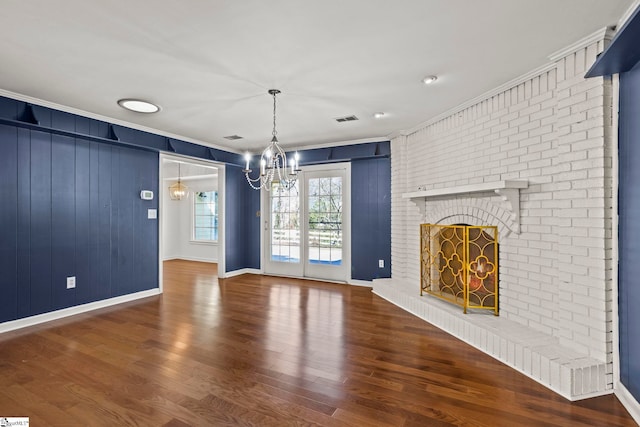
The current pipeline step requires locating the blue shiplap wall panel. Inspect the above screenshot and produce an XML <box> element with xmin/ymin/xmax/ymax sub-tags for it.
<box><xmin>110</xmin><ymin>148</ymin><xmax>122</xmax><ymax>297</ymax></box>
<box><xmin>225</xmin><ymin>165</ymin><xmax>261</xmax><ymax>272</ymax></box>
<box><xmin>97</xmin><ymin>144</ymin><xmax>113</xmax><ymax>301</ymax></box>
<box><xmin>619</xmin><ymin>61</ymin><xmax>640</xmax><ymax>400</ymax></box>
<box><xmin>0</xmin><ymin>125</ymin><xmax>18</xmax><ymax>323</ymax></box>
<box><xmin>377</xmin><ymin>156</ymin><xmax>391</xmax><ymax>277</ymax></box>
<box><xmin>351</xmin><ymin>157</ymin><xmax>391</xmax><ymax>281</ymax></box>
<box><xmin>16</xmin><ymin>128</ymin><xmax>32</xmax><ymax>318</ymax></box>
<box><xmin>87</xmin><ymin>141</ymin><xmax>101</xmax><ymax>303</ymax></box>
<box><xmin>51</xmin><ymin>134</ymin><xmax>77</xmax><ymax>310</ymax></box>
<box><xmin>245</xmin><ymin>176</ymin><xmax>261</xmax><ymax>269</ymax></box>
<box><xmin>116</xmin><ymin>149</ymin><xmax>135</xmax><ymax>296</ymax></box>
<box><xmin>75</xmin><ymin>138</ymin><xmax>91</xmax><ymax>305</ymax></box>
<box><xmin>225</xmin><ymin>165</ymin><xmax>245</xmax><ymax>272</ymax></box>
<box><xmin>30</xmin><ymin>131</ymin><xmax>53</xmax><ymax>315</ymax></box>
<box><xmin>133</xmin><ymin>149</ymin><xmax>159</xmax><ymax>292</ymax></box>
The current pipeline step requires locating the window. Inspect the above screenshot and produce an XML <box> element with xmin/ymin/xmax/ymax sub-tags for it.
<box><xmin>193</xmin><ymin>191</ymin><xmax>218</xmax><ymax>242</ymax></box>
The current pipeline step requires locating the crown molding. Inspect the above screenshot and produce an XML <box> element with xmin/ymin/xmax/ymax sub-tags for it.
<box><xmin>401</xmin><ymin>62</ymin><xmax>557</xmax><ymax>137</ymax></box>
<box><xmin>618</xmin><ymin>0</ymin><xmax>640</xmax><ymax>29</ymax></box>
<box><xmin>284</xmin><ymin>136</ymin><xmax>389</xmax><ymax>152</ymax></box>
<box><xmin>0</xmin><ymin>88</ymin><xmax>242</xmax><ymax>154</ymax></box>
<box><xmin>548</xmin><ymin>26</ymin><xmax>615</xmax><ymax>62</ymax></box>
<box><xmin>386</xmin><ymin>129</ymin><xmax>411</xmax><ymax>140</ymax></box>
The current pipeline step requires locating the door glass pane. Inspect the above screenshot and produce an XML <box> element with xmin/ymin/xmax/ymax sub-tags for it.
<box><xmin>308</xmin><ymin>176</ymin><xmax>342</xmax><ymax>265</ymax></box>
<box><xmin>270</xmin><ymin>181</ymin><xmax>300</xmax><ymax>263</ymax></box>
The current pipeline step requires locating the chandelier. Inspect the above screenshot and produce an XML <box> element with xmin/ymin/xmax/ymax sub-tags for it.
<box><xmin>169</xmin><ymin>162</ymin><xmax>189</xmax><ymax>200</ymax></box>
<box><xmin>244</xmin><ymin>89</ymin><xmax>299</xmax><ymax>191</ymax></box>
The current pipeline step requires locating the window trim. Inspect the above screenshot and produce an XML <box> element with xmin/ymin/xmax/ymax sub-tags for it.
<box><xmin>191</xmin><ymin>190</ymin><xmax>219</xmax><ymax>243</ymax></box>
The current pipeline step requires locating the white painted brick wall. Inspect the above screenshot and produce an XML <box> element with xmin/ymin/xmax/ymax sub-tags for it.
<box><xmin>390</xmin><ymin>39</ymin><xmax>614</xmax><ymax>385</ymax></box>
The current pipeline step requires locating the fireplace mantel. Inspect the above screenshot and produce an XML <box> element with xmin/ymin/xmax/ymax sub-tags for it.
<box><xmin>402</xmin><ymin>180</ymin><xmax>529</xmax><ymax>234</ymax></box>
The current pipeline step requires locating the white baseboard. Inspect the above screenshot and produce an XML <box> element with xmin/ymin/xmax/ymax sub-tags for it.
<box><xmin>222</xmin><ymin>268</ymin><xmax>261</xmax><ymax>278</ymax></box>
<box><xmin>163</xmin><ymin>256</ymin><xmax>218</xmax><ymax>263</ymax></box>
<box><xmin>0</xmin><ymin>288</ymin><xmax>161</xmax><ymax>334</ymax></box>
<box><xmin>615</xmin><ymin>383</ymin><xmax>640</xmax><ymax>424</ymax></box>
<box><xmin>348</xmin><ymin>279</ymin><xmax>374</xmax><ymax>287</ymax></box>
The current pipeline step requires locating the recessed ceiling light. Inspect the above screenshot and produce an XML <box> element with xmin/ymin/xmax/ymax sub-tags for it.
<box><xmin>117</xmin><ymin>98</ymin><xmax>160</xmax><ymax>113</ymax></box>
<box><xmin>422</xmin><ymin>75</ymin><xmax>438</xmax><ymax>85</ymax></box>
<box><xmin>373</xmin><ymin>112</ymin><xmax>385</xmax><ymax>119</ymax></box>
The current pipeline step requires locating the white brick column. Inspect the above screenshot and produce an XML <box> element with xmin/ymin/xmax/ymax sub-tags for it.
<box><xmin>551</xmin><ymin>40</ymin><xmax>613</xmax><ymax>364</ymax></box>
<box><xmin>391</xmin><ymin>134</ymin><xmax>419</xmax><ymax>284</ymax></box>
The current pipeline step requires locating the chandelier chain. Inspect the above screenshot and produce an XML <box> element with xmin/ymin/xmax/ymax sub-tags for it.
<box><xmin>272</xmin><ymin>91</ymin><xmax>278</xmax><ymax>138</ymax></box>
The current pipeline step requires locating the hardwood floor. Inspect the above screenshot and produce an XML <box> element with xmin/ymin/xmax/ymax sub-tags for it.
<box><xmin>0</xmin><ymin>259</ymin><xmax>635</xmax><ymax>426</ymax></box>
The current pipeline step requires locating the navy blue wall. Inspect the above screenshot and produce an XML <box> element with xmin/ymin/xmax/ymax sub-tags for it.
<box><xmin>618</xmin><ymin>61</ymin><xmax>640</xmax><ymax>400</ymax></box>
<box><xmin>351</xmin><ymin>157</ymin><xmax>391</xmax><ymax>280</ymax></box>
<box><xmin>0</xmin><ymin>123</ymin><xmax>159</xmax><ymax>323</ymax></box>
<box><xmin>225</xmin><ymin>165</ymin><xmax>261</xmax><ymax>272</ymax></box>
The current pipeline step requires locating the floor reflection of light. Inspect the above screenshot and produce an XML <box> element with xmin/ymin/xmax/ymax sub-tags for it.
<box><xmin>171</xmin><ymin>323</ymin><xmax>193</xmax><ymax>356</ymax></box>
<box><xmin>191</xmin><ymin>277</ymin><xmax>222</xmax><ymax>328</ymax></box>
<box><xmin>265</xmin><ymin>283</ymin><xmax>345</xmax><ymax>385</ymax></box>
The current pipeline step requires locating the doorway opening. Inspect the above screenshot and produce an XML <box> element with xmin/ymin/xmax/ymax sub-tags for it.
<box><xmin>160</xmin><ymin>154</ymin><xmax>225</xmax><ymax>287</ymax></box>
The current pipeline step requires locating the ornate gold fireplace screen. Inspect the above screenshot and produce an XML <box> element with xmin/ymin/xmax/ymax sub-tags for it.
<box><xmin>420</xmin><ymin>224</ymin><xmax>498</xmax><ymax>315</ymax></box>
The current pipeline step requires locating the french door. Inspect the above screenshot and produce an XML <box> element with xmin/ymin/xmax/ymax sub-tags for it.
<box><xmin>263</xmin><ymin>164</ymin><xmax>350</xmax><ymax>282</ymax></box>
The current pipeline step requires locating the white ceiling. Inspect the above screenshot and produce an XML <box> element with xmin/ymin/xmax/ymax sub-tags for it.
<box><xmin>0</xmin><ymin>0</ymin><xmax>633</xmax><ymax>153</ymax></box>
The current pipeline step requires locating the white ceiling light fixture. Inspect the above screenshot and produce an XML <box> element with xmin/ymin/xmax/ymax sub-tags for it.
<box><xmin>244</xmin><ymin>89</ymin><xmax>300</xmax><ymax>191</ymax></box>
<box><xmin>422</xmin><ymin>75</ymin><xmax>438</xmax><ymax>85</ymax></box>
<box><xmin>373</xmin><ymin>112</ymin><xmax>385</xmax><ymax>119</ymax></box>
<box><xmin>117</xmin><ymin>98</ymin><xmax>160</xmax><ymax>113</ymax></box>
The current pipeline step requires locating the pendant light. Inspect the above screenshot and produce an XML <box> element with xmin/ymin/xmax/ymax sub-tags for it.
<box><xmin>169</xmin><ymin>163</ymin><xmax>189</xmax><ymax>200</ymax></box>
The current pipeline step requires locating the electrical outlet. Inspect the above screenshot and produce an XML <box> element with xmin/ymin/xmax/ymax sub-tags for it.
<box><xmin>66</xmin><ymin>276</ymin><xmax>76</xmax><ymax>289</ymax></box>
<box><xmin>379</xmin><ymin>259</ymin><xmax>384</xmax><ymax>268</ymax></box>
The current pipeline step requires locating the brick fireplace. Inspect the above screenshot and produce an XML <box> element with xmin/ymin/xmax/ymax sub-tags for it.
<box><xmin>373</xmin><ymin>31</ymin><xmax>615</xmax><ymax>401</ymax></box>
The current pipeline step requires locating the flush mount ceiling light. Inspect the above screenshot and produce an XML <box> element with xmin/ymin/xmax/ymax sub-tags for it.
<box><xmin>373</xmin><ymin>112</ymin><xmax>385</xmax><ymax>119</ymax></box>
<box><xmin>422</xmin><ymin>75</ymin><xmax>438</xmax><ymax>85</ymax></box>
<box><xmin>117</xmin><ymin>98</ymin><xmax>160</xmax><ymax>113</ymax></box>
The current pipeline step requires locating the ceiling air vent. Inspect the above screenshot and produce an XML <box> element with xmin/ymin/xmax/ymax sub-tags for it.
<box><xmin>223</xmin><ymin>135</ymin><xmax>243</xmax><ymax>140</ymax></box>
<box><xmin>335</xmin><ymin>115</ymin><xmax>359</xmax><ymax>123</ymax></box>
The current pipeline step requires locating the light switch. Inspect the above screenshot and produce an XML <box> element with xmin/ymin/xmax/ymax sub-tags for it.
<box><xmin>148</xmin><ymin>208</ymin><xmax>157</xmax><ymax>219</ymax></box>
